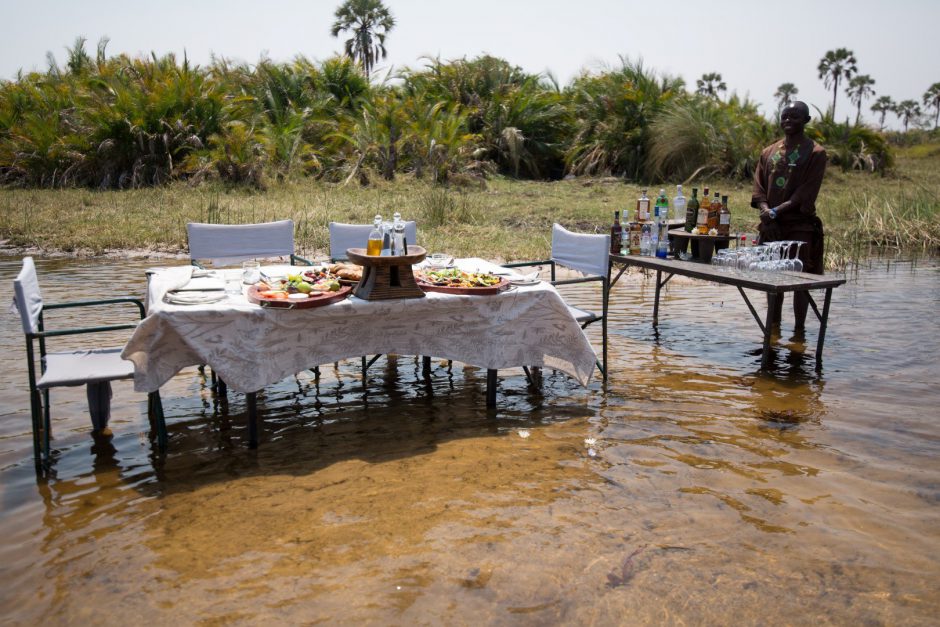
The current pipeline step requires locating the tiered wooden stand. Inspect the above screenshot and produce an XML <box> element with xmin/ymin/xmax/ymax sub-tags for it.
<box><xmin>346</xmin><ymin>246</ymin><xmax>427</xmax><ymax>300</ymax></box>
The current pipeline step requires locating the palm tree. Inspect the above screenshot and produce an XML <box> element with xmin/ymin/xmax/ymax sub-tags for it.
<box><xmin>870</xmin><ymin>95</ymin><xmax>895</xmax><ymax>130</ymax></box>
<box><xmin>895</xmin><ymin>99</ymin><xmax>922</xmax><ymax>132</ymax></box>
<box><xmin>923</xmin><ymin>82</ymin><xmax>940</xmax><ymax>130</ymax></box>
<box><xmin>330</xmin><ymin>0</ymin><xmax>395</xmax><ymax>80</ymax></box>
<box><xmin>817</xmin><ymin>48</ymin><xmax>857</xmax><ymax>118</ymax></box>
<box><xmin>846</xmin><ymin>74</ymin><xmax>876</xmax><ymax>125</ymax></box>
<box><xmin>773</xmin><ymin>82</ymin><xmax>798</xmax><ymax>114</ymax></box>
<box><xmin>696</xmin><ymin>72</ymin><xmax>726</xmax><ymax>99</ymax></box>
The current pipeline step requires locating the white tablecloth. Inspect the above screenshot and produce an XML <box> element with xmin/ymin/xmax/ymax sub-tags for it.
<box><xmin>122</xmin><ymin>259</ymin><xmax>596</xmax><ymax>393</ymax></box>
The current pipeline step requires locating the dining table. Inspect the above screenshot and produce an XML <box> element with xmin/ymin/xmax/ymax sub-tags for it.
<box><xmin>122</xmin><ymin>258</ymin><xmax>597</xmax><ymax>447</ymax></box>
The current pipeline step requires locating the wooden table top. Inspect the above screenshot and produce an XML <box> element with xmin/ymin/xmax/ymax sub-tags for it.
<box><xmin>609</xmin><ymin>254</ymin><xmax>847</xmax><ymax>293</ymax></box>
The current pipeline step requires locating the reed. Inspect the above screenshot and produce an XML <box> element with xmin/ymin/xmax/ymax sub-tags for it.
<box><xmin>1</xmin><ymin>151</ymin><xmax>936</xmax><ymax>267</ymax></box>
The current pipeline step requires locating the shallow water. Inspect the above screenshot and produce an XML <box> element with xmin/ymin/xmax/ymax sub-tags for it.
<box><xmin>0</xmin><ymin>256</ymin><xmax>938</xmax><ymax>625</ymax></box>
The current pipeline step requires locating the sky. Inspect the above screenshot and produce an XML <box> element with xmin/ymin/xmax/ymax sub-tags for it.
<box><xmin>2</xmin><ymin>0</ymin><xmax>938</xmax><ymax>129</ymax></box>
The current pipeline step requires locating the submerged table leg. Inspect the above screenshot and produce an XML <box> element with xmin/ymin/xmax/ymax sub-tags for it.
<box><xmin>815</xmin><ymin>288</ymin><xmax>833</xmax><ymax>372</ymax></box>
<box><xmin>653</xmin><ymin>270</ymin><xmax>662</xmax><ymax>328</ymax></box>
<box><xmin>247</xmin><ymin>392</ymin><xmax>258</xmax><ymax>449</ymax></box>
<box><xmin>486</xmin><ymin>369</ymin><xmax>497</xmax><ymax>408</ymax></box>
<box><xmin>761</xmin><ymin>293</ymin><xmax>778</xmax><ymax>370</ymax></box>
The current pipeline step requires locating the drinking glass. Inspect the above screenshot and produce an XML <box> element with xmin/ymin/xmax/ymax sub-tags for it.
<box><xmin>225</xmin><ymin>276</ymin><xmax>243</xmax><ymax>296</ymax></box>
<box><xmin>242</xmin><ymin>260</ymin><xmax>261</xmax><ymax>284</ymax></box>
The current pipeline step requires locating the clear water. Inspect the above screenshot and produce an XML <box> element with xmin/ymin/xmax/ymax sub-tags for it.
<box><xmin>0</xmin><ymin>256</ymin><xmax>937</xmax><ymax>624</ymax></box>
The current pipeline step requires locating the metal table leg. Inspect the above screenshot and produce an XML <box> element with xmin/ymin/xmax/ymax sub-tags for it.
<box><xmin>761</xmin><ymin>293</ymin><xmax>778</xmax><ymax>370</ymax></box>
<box><xmin>653</xmin><ymin>270</ymin><xmax>662</xmax><ymax>328</ymax></box>
<box><xmin>486</xmin><ymin>369</ymin><xmax>497</xmax><ymax>408</ymax></box>
<box><xmin>247</xmin><ymin>392</ymin><xmax>258</xmax><ymax>448</ymax></box>
<box><xmin>815</xmin><ymin>288</ymin><xmax>833</xmax><ymax>372</ymax></box>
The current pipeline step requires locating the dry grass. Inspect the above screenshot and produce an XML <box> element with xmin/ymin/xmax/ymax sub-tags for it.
<box><xmin>1</xmin><ymin>150</ymin><xmax>937</xmax><ymax>268</ymax></box>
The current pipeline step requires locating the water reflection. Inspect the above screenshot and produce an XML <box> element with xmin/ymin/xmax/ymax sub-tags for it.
<box><xmin>0</xmin><ymin>256</ymin><xmax>939</xmax><ymax>623</ymax></box>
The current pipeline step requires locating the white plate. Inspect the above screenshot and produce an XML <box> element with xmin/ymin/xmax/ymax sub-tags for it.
<box><xmin>510</xmin><ymin>278</ymin><xmax>541</xmax><ymax>286</ymax></box>
<box><xmin>164</xmin><ymin>291</ymin><xmax>229</xmax><ymax>305</ymax></box>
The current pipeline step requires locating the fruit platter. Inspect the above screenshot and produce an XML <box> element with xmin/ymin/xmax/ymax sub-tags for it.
<box><xmin>247</xmin><ymin>271</ymin><xmax>352</xmax><ymax>308</ymax></box>
<box><xmin>415</xmin><ymin>268</ymin><xmax>510</xmax><ymax>295</ymax></box>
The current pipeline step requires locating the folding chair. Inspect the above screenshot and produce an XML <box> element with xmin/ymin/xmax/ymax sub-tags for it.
<box><xmin>186</xmin><ymin>219</ymin><xmax>312</xmax><ymax>267</ymax></box>
<box><xmin>504</xmin><ymin>223</ymin><xmax>609</xmax><ymax>379</ymax></box>
<box><xmin>186</xmin><ymin>219</ymin><xmax>314</xmax><ymax>393</ymax></box>
<box><xmin>328</xmin><ymin>220</ymin><xmax>417</xmax><ymax>262</ymax></box>
<box><xmin>13</xmin><ymin>257</ymin><xmax>167</xmax><ymax>468</ymax></box>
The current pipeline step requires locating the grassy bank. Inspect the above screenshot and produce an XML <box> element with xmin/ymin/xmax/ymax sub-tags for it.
<box><xmin>1</xmin><ymin>148</ymin><xmax>938</xmax><ymax>269</ymax></box>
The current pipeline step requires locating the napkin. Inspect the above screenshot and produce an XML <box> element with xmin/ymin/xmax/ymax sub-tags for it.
<box><xmin>164</xmin><ymin>290</ymin><xmax>228</xmax><ymax>305</ymax></box>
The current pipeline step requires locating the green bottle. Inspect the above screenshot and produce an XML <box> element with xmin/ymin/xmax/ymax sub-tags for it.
<box><xmin>685</xmin><ymin>188</ymin><xmax>699</xmax><ymax>232</ymax></box>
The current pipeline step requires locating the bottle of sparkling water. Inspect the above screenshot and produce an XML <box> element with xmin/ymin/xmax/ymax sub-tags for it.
<box><xmin>392</xmin><ymin>212</ymin><xmax>405</xmax><ymax>255</ymax></box>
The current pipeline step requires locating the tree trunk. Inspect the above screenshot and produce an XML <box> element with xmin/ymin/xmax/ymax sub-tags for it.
<box><xmin>832</xmin><ymin>77</ymin><xmax>839</xmax><ymax>117</ymax></box>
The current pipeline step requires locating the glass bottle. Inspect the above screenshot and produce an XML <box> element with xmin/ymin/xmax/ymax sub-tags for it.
<box><xmin>367</xmin><ymin>214</ymin><xmax>383</xmax><ymax>256</ymax></box>
<box><xmin>696</xmin><ymin>186</ymin><xmax>710</xmax><ymax>234</ymax></box>
<box><xmin>656</xmin><ymin>221</ymin><xmax>669</xmax><ymax>258</ymax></box>
<box><xmin>629</xmin><ymin>221</ymin><xmax>642</xmax><ymax>255</ymax></box>
<box><xmin>718</xmin><ymin>195</ymin><xmax>731</xmax><ymax>236</ymax></box>
<box><xmin>640</xmin><ymin>224</ymin><xmax>652</xmax><ymax>256</ymax></box>
<box><xmin>707</xmin><ymin>192</ymin><xmax>720</xmax><ymax>231</ymax></box>
<box><xmin>636</xmin><ymin>189</ymin><xmax>650</xmax><ymax>223</ymax></box>
<box><xmin>655</xmin><ymin>188</ymin><xmax>668</xmax><ymax>223</ymax></box>
<box><xmin>685</xmin><ymin>188</ymin><xmax>699</xmax><ymax>232</ymax></box>
<box><xmin>673</xmin><ymin>185</ymin><xmax>686</xmax><ymax>223</ymax></box>
<box><xmin>610</xmin><ymin>210</ymin><xmax>623</xmax><ymax>255</ymax></box>
<box><xmin>392</xmin><ymin>213</ymin><xmax>405</xmax><ymax>255</ymax></box>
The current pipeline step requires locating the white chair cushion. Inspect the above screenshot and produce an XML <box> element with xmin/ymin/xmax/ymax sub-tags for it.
<box><xmin>565</xmin><ymin>303</ymin><xmax>601</xmax><ymax>324</ymax></box>
<box><xmin>551</xmin><ymin>224</ymin><xmax>610</xmax><ymax>277</ymax></box>
<box><xmin>37</xmin><ymin>348</ymin><xmax>135</xmax><ymax>389</ymax></box>
<box><xmin>329</xmin><ymin>221</ymin><xmax>418</xmax><ymax>260</ymax></box>
<box><xmin>12</xmin><ymin>256</ymin><xmax>43</xmax><ymax>335</ymax></box>
<box><xmin>187</xmin><ymin>220</ymin><xmax>295</xmax><ymax>266</ymax></box>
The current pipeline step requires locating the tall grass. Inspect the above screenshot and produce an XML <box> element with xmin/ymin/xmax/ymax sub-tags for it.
<box><xmin>2</xmin><ymin>151</ymin><xmax>935</xmax><ymax>266</ymax></box>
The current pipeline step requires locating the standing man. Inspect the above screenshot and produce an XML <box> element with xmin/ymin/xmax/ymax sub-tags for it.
<box><xmin>752</xmin><ymin>101</ymin><xmax>827</xmax><ymax>335</ymax></box>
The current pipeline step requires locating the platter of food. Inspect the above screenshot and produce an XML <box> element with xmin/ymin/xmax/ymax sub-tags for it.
<box><xmin>247</xmin><ymin>272</ymin><xmax>352</xmax><ymax>308</ymax></box>
<box><xmin>319</xmin><ymin>263</ymin><xmax>362</xmax><ymax>285</ymax></box>
<box><xmin>415</xmin><ymin>268</ymin><xmax>510</xmax><ymax>295</ymax></box>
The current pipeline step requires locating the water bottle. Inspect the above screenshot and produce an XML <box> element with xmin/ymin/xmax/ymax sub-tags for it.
<box><xmin>392</xmin><ymin>213</ymin><xmax>405</xmax><ymax>255</ymax></box>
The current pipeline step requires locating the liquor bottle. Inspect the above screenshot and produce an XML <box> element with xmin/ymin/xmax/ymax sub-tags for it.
<box><xmin>367</xmin><ymin>214</ymin><xmax>383</xmax><ymax>256</ymax></box>
<box><xmin>640</xmin><ymin>224</ymin><xmax>652</xmax><ymax>256</ymax></box>
<box><xmin>696</xmin><ymin>187</ymin><xmax>709</xmax><ymax>234</ymax></box>
<box><xmin>707</xmin><ymin>192</ymin><xmax>720</xmax><ymax>231</ymax></box>
<box><xmin>610</xmin><ymin>210</ymin><xmax>623</xmax><ymax>255</ymax></box>
<box><xmin>636</xmin><ymin>189</ymin><xmax>650</xmax><ymax>223</ymax></box>
<box><xmin>655</xmin><ymin>188</ymin><xmax>668</xmax><ymax>223</ymax></box>
<box><xmin>673</xmin><ymin>185</ymin><xmax>686</xmax><ymax>223</ymax></box>
<box><xmin>655</xmin><ymin>222</ymin><xmax>669</xmax><ymax>258</ymax></box>
<box><xmin>685</xmin><ymin>188</ymin><xmax>699</xmax><ymax>232</ymax></box>
<box><xmin>718</xmin><ymin>195</ymin><xmax>731</xmax><ymax>236</ymax></box>
<box><xmin>629</xmin><ymin>221</ymin><xmax>642</xmax><ymax>255</ymax></box>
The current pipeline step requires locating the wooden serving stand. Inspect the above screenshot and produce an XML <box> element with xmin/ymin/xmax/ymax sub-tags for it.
<box><xmin>346</xmin><ymin>246</ymin><xmax>427</xmax><ymax>300</ymax></box>
<box><xmin>667</xmin><ymin>228</ymin><xmax>734</xmax><ymax>263</ymax></box>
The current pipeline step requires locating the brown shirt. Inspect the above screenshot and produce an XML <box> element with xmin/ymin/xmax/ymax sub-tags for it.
<box><xmin>751</xmin><ymin>136</ymin><xmax>827</xmax><ymax>231</ymax></box>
